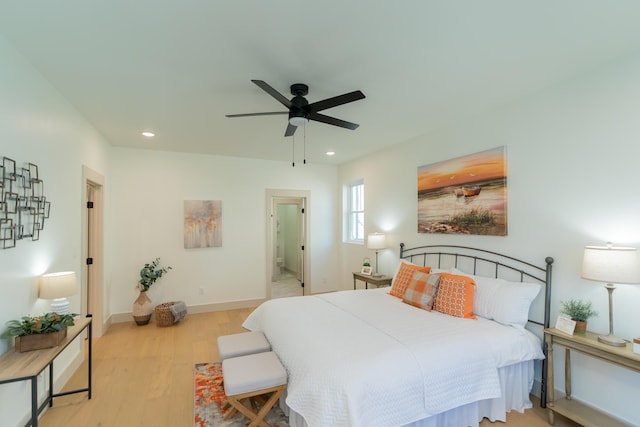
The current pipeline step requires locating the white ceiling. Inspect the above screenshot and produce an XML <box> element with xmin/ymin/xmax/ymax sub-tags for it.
<box><xmin>2</xmin><ymin>1</ymin><xmax>640</xmax><ymax>165</ymax></box>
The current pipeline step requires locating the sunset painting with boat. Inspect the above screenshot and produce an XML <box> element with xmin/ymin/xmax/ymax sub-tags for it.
<box><xmin>417</xmin><ymin>146</ymin><xmax>507</xmax><ymax>235</ymax></box>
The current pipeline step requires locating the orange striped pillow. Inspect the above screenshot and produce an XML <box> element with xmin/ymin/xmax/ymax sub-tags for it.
<box><xmin>433</xmin><ymin>273</ymin><xmax>476</xmax><ymax>319</ymax></box>
<box><xmin>402</xmin><ymin>272</ymin><xmax>441</xmax><ymax>311</ymax></box>
<box><xmin>389</xmin><ymin>261</ymin><xmax>432</xmax><ymax>298</ymax></box>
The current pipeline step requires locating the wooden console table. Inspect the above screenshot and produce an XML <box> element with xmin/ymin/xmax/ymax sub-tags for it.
<box><xmin>0</xmin><ymin>315</ymin><xmax>92</xmax><ymax>427</ymax></box>
<box><xmin>353</xmin><ymin>272</ymin><xmax>392</xmax><ymax>289</ymax></box>
<box><xmin>544</xmin><ymin>327</ymin><xmax>639</xmax><ymax>427</ymax></box>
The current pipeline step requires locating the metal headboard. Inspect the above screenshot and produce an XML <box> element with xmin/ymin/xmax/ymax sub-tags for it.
<box><xmin>399</xmin><ymin>243</ymin><xmax>554</xmax><ymax>407</ymax></box>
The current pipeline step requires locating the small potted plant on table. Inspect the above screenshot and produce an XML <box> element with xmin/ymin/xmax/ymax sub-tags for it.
<box><xmin>560</xmin><ymin>299</ymin><xmax>597</xmax><ymax>334</ymax></box>
<box><xmin>1</xmin><ymin>312</ymin><xmax>77</xmax><ymax>352</ymax></box>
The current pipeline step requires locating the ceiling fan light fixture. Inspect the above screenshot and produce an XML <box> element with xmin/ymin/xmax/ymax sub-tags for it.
<box><xmin>288</xmin><ymin>116</ymin><xmax>308</xmax><ymax>127</ymax></box>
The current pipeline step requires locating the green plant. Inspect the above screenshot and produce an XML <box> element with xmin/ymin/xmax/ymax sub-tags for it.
<box><xmin>450</xmin><ymin>208</ymin><xmax>496</xmax><ymax>227</ymax></box>
<box><xmin>560</xmin><ymin>299</ymin><xmax>598</xmax><ymax>322</ymax></box>
<box><xmin>1</xmin><ymin>312</ymin><xmax>77</xmax><ymax>338</ymax></box>
<box><xmin>137</xmin><ymin>257</ymin><xmax>172</xmax><ymax>292</ymax></box>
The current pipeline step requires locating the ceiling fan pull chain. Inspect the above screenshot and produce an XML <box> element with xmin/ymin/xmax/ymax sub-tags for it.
<box><xmin>292</xmin><ymin>133</ymin><xmax>295</xmax><ymax>167</ymax></box>
<box><xmin>303</xmin><ymin>123</ymin><xmax>307</xmax><ymax>165</ymax></box>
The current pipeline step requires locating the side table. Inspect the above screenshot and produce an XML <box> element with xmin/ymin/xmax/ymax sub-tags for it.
<box><xmin>0</xmin><ymin>315</ymin><xmax>92</xmax><ymax>427</ymax></box>
<box><xmin>353</xmin><ymin>272</ymin><xmax>392</xmax><ymax>290</ymax></box>
<box><xmin>544</xmin><ymin>327</ymin><xmax>639</xmax><ymax>426</ymax></box>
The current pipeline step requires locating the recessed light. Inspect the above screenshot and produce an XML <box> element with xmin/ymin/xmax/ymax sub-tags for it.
<box><xmin>326</xmin><ymin>151</ymin><xmax>336</xmax><ymax>156</ymax></box>
<box><xmin>142</xmin><ymin>131</ymin><xmax>155</xmax><ymax>138</ymax></box>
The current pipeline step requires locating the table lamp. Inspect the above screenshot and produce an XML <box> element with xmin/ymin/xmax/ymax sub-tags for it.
<box><xmin>581</xmin><ymin>243</ymin><xmax>640</xmax><ymax>347</ymax></box>
<box><xmin>367</xmin><ymin>232</ymin><xmax>386</xmax><ymax>277</ymax></box>
<box><xmin>39</xmin><ymin>271</ymin><xmax>77</xmax><ymax>315</ymax></box>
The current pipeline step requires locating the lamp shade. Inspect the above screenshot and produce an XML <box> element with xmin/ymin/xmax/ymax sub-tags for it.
<box><xmin>39</xmin><ymin>271</ymin><xmax>77</xmax><ymax>299</ymax></box>
<box><xmin>367</xmin><ymin>232</ymin><xmax>386</xmax><ymax>250</ymax></box>
<box><xmin>582</xmin><ymin>245</ymin><xmax>640</xmax><ymax>284</ymax></box>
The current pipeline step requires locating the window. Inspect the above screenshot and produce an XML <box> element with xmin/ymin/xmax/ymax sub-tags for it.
<box><xmin>345</xmin><ymin>179</ymin><xmax>364</xmax><ymax>243</ymax></box>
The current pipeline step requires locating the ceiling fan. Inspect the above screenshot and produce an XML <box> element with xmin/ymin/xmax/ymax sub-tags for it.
<box><xmin>226</xmin><ymin>80</ymin><xmax>366</xmax><ymax>137</ymax></box>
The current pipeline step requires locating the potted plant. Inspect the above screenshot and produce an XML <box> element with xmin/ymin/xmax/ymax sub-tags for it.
<box><xmin>133</xmin><ymin>257</ymin><xmax>172</xmax><ymax>325</ymax></box>
<box><xmin>1</xmin><ymin>312</ymin><xmax>77</xmax><ymax>352</ymax></box>
<box><xmin>560</xmin><ymin>299</ymin><xmax>597</xmax><ymax>333</ymax></box>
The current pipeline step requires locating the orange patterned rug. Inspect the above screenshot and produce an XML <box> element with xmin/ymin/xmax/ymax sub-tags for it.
<box><xmin>194</xmin><ymin>362</ymin><xmax>289</xmax><ymax>427</ymax></box>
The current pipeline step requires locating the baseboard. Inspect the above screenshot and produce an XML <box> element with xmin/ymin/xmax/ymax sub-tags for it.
<box><xmin>108</xmin><ymin>298</ymin><xmax>265</xmax><ymax>324</ymax></box>
<box><xmin>53</xmin><ymin>349</ymin><xmax>84</xmax><ymax>393</ymax></box>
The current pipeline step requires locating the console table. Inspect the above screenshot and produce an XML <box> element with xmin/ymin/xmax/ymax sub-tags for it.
<box><xmin>353</xmin><ymin>272</ymin><xmax>392</xmax><ymax>289</ymax></box>
<box><xmin>544</xmin><ymin>327</ymin><xmax>639</xmax><ymax>427</ymax></box>
<box><xmin>0</xmin><ymin>315</ymin><xmax>92</xmax><ymax>427</ymax></box>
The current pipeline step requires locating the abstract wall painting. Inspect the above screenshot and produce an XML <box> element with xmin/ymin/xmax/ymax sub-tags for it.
<box><xmin>417</xmin><ymin>146</ymin><xmax>507</xmax><ymax>236</ymax></box>
<box><xmin>184</xmin><ymin>200</ymin><xmax>222</xmax><ymax>248</ymax></box>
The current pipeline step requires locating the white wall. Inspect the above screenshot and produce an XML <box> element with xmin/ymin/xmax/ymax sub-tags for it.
<box><xmin>107</xmin><ymin>148</ymin><xmax>339</xmax><ymax>317</ymax></box>
<box><xmin>338</xmin><ymin>53</ymin><xmax>640</xmax><ymax>424</ymax></box>
<box><xmin>0</xmin><ymin>36</ymin><xmax>111</xmax><ymax>426</ymax></box>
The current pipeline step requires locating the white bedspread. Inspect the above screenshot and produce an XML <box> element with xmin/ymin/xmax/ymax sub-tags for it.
<box><xmin>243</xmin><ymin>289</ymin><xmax>543</xmax><ymax>427</ymax></box>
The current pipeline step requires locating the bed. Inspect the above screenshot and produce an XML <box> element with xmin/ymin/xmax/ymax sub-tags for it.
<box><xmin>243</xmin><ymin>244</ymin><xmax>554</xmax><ymax>427</ymax></box>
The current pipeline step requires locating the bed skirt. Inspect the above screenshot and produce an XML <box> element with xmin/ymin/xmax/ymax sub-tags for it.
<box><xmin>285</xmin><ymin>360</ymin><xmax>535</xmax><ymax>427</ymax></box>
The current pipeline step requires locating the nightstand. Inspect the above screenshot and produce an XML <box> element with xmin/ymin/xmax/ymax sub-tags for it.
<box><xmin>544</xmin><ymin>328</ymin><xmax>640</xmax><ymax>426</ymax></box>
<box><xmin>352</xmin><ymin>272</ymin><xmax>392</xmax><ymax>290</ymax></box>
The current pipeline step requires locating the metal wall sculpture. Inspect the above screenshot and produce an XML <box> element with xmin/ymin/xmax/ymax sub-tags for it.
<box><xmin>1</xmin><ymin>157</ymin><xmax>51</xmax><ymax>249</ymax></box>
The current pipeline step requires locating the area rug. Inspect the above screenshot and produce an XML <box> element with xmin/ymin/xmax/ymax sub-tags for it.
<box><xmin>194</xmin><ymin>362</ymin><xmax>289</xmax><ymax>427</ymax></box>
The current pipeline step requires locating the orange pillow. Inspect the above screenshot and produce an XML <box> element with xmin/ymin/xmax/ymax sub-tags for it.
<box><xmin>402</xmin><ymin>272</ymin><xmax>441</xmax><ymax>311</ymax></box>
<box><xmin>389</xmin><ymin>261</ymin><xmax>431</xmax><ymax>298</ymax></box>
<box><xmin>433</xmin><ymin>273</ymin><xmax>476</xmax><ymax>319</ymax></box>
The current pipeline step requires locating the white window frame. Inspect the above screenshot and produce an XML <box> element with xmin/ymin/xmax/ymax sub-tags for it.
<box><xmin>344</xmin><ymin>179</ymin><xmax>364</xmax><ymax>244</ymax></box>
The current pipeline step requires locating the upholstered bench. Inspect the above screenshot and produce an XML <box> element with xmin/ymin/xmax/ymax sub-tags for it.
<box><xmin>222</xmin><ymin>351</ymin><xmax>287</xmax><ymax>427</ymax></box>
<box><xmin>217</xmin><ymin>331</ymin><xmax>270</xmax><ymax>361</ymax></box>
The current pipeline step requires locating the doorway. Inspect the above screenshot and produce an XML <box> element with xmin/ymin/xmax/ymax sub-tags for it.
<box><xmin>82</xmin><ymin>166</ymin><xmax>104</xmax><ymax>337</ymax></box>
<box><xmin>266</xmin><ymin>189</ymin><xmax>309</xmax><ymax>299</ymax></box>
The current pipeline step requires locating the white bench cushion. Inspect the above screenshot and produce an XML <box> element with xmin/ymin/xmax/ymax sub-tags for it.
<box><xmin>217</xmin><ymin>331</ymin><xmax>270</xmax><ymax>361</ymax></box>
<box><xmin>222</xmin><ymin>351</ymin><xmax>287</xmax><ymax>396</ymax></box>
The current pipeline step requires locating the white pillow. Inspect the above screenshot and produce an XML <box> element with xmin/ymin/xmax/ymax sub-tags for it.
<box><xmin>450</xmin><ymin>268</ymin><xmax>541</xmax><ymax>329</ymax></box>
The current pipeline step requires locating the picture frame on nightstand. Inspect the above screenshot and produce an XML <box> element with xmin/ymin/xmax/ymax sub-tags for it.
<box><xmin>360</xmin><ymin>266</ymin><xmax>372</xmax><ymax>275</ymax></box>
<box><xmin>555</xmin><ymin>314</ymin><xmax>576</xmax><ymax>335</ymax></box>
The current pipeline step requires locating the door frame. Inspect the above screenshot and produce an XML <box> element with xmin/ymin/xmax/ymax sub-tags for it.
<box><xmin>82</xmin><ymin>166</ymin><xmax>105</xmax><ymax>337</ymax></box>
<box><xmin>266</xmin><ymin>189</ymin><xmax>310</xmax><ymax>299</ymax></box>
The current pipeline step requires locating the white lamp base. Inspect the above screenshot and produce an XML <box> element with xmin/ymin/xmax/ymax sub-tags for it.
<box><xmin>598</xmin><ymin>334</ymin><xmax>627</xmax><ymax>347</ymax></box>
<box><xmin>50</xmin><ymin>298</ymin><xmax>70</xmax><ymax>315</ymax></box>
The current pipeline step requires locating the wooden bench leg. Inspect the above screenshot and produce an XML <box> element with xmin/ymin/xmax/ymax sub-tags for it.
<box><xmin>225</xmin><ymin>384</ymin><xmax>286</xmax><ymax>427</ymax></box>
<box><xmin>248</xmin><ymin>388</ymin><xmax>284</xmax><ymax>427</ymax></box>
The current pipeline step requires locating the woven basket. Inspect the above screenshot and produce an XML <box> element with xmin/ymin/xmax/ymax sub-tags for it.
<box><xmin>154</xmin><ymin>302</ymin><xmax>178</xmax><ymax>327</ymax></box>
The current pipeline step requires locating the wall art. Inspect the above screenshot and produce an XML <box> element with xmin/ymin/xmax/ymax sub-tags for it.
<box><xmin>184</xmin><ymin>200</ymin><xmax>222</xmax><ymax>248</ymax></box>
<box><xmin>417</xmin><ymin>146</ymin><xmax>507</xmax><ymax>236</ymax></box>
<box><xmin>1</xmin><ymin>157</ymin><xmax>51</xmax><ymax>248</ymax></box>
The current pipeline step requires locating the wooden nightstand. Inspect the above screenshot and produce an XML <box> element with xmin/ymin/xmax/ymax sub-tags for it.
<box><xmin>544</xmin><ymin>328</ymin><xmax>640</xmax><ymax>426</ymax></box>
<box><xmin>352</xmin><ymin>272</ymin><xmax>391</xmax><ymax>290</ymax></box>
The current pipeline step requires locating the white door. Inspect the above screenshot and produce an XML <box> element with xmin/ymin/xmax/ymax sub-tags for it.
<box><xmin>82</xmin><ymin>166</ymin><xmax>105</xmax><ymax>337</ymax></box>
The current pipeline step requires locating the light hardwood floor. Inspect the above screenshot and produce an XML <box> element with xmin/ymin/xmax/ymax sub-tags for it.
<box><xmin>40</xmin><ymin>308</ymin><xmax>578</xmax><ymax>427</ymax></box>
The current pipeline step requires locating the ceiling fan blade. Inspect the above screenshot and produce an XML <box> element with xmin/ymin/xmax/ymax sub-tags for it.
<box><xmin>251</xmin><ymin>80</ymin><xmax>292</xmax><ymax>108</ymax></box>
<box><xmin>226</xmin><ymin>111</ymin><xmax>288</xmax><ymax>118</ymax></box>
<box><xmin>308</xmin><ymin>112</ymin><xmax>359</xmax><ymax>130</ymax></box>
<box><xmin>307</xmin><ymin>90</ymin><xmax>365</xmax><ymax>113</ymax></box>
<box><xmin>284</xmin><ymin>123</ymin><xmax>297</xmax><ymax>137</ymax></box>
